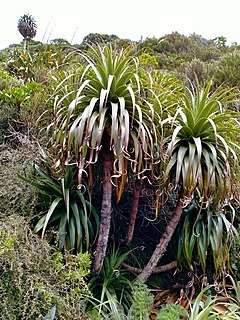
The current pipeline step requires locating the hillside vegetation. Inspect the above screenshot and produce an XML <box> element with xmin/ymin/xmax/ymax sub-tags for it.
<box><xmin>0</xmin><ymin>31</ymin><xmax>240</xmax><ymax>319</ymax></box>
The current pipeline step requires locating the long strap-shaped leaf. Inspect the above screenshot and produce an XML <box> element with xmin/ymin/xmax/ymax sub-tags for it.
<box><xmin>42</xmin><ymin>197</ymin><xmax>62</xmax><ymax>237</ymax></box>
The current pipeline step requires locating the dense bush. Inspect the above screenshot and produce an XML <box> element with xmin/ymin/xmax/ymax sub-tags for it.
<box><xmin>0</xmin><ymin>215</ymin><xmax>91</xmax><ymax>319</ymax></box>
<box><xmin>128</xmin><ymin>280</ymin><xmax>153</xmax><ymax>320</ymax></box>
<box><xmin>0</xmin><ymin>68</ymin><xmax>22</xmax><ymax>90</ymax></box>
<box><xmin>230</xmin><ymin>227</ymin><xmax>240</xmax><ymax>279</ymax></box>
<box><xmin>156</xmin><ymin>304</ymin><xmax>189</xmax><ymax>320</ymax></box>
<box><xmin>0</xmin><ymin>145</ymin><xmax>38</xmax><ymax>217</ymax></box>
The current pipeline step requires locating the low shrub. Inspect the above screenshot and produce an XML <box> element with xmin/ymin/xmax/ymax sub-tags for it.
<box><xmin>0</xmin><ymin>214</ymin><xmax>91</xmax><ymax>319</ymax></box>
<box><xmin>0</xmin><ymin>145</ymin><xmax>38</xmax><ymax>217</ymax></box>
<box><xmin>128</xmin><ymin>280</ymin><xmax>153</xmax><ymax>320</ymax></box>
<box><xmin>156</xmin><ymin>304</ymin><xmax>189</xmax><ymax>320</ymax></box>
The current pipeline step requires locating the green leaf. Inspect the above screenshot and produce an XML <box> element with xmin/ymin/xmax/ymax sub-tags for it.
<box><xmin>59</xmin><ymin>212</ymin><xmax>67</xmax><ymax>251</ymax></box>
<box><xmin>68</xmin><ymin>215</ymin><xmax>76</xmax><ymax>252</ymax></box>
<box><xmin>34</xmin><ymin>165</ymin><xmax>61</xmax><ymax>194</ymax></box>
<box><xmin>176</xmin><ymin>146</ymin><xmax>187</xmax><ymax>185</ymax></box>
<box><xmin>42</xmin><ymin>197</ymin><xmax>62</xmax><ymax>237</ymax></box>
<box><xmin>71</xmin><ymin>201</ymin><xmax>83</xmax><ymax>252</ymax></box>
<box><xmin>34</xmin><ymin>214</ymin><xmax>47</xmax><ymax>233</ymax></box>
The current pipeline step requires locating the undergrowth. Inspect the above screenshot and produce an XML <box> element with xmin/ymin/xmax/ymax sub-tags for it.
<box><xmin>0</xmin><ymin>214</ymin><xmax>91</xmax><ymax>319</ymax></box>
<box><xmin>0</xmin><ymin>145</ymin><xmax>38</xmax><ymax>217</ymax></box>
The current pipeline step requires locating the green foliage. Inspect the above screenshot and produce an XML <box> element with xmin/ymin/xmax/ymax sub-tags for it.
<box><xmin>0</xmin><ymin>81</ymin><xmax>48</xmax><ymax>144</ymax></box>
<box><xmin>214</xmin><ymin>50</ymin><xmax>240</xmax><ymax>88</ymax></box>
<box><xmin>19</xmin><ymin>151</ymin><xmax>99</xmax><ymax>253</ymax></box>
<box><xmin>177</xmin><ymin>201</ymin><xmax>238</xmax><ymax>275</ymax></box>
<box><xmin>34</xmin><ymin>44</ymin><xmax>75</xmax><ymax>70</ymax></box>
<box><xmin>137</xmin><ymin>53</ymin><xmax>158</xmax><ymax>69</ymax></box>
<box><xmin>45</xmin><ymin>64</ymin><xmax>87</xmax><ymax>109</ymax></box>
<box><xmin>229</xmin><ymin>228</ymin><xmax>240</xmax><ymax>279</ymax></box>
<box><xmin>0</xmin><ymin>85</ymin><xmax>29</xmax><ymax>108</ymax></box>
<box><xmin>156</xmin><ymin>32</ymin><xmax>209</xmax><ymax>56</ymax></box>
<box><xmin>160</xmin><ymin>79</ymin><xmax>240</xmax><ymax>281</ymax></box>
<box><xmin>226</xmin><ymin>275</ymin><xmax>240</xmax><ymax>303</ymax></box>
<box><xmin>139</xmin><ymin>32</ymin><xmax>222</xmax><ymax>69</ymax></box>
<box><xmin>189</xmin><ymin>286</ymin><xmax>240</xmax><ymax>320</ymax></box>
<box><xmin>50</xmin><ymin>38</ymin><xmax>71</xmax><ymax>46</ymax></box>
<box><xmin>6</xmin><ymin>49</ymin><xmax>36</xmax><ymax>81</ymax></box>
<box><xmin>157</xmin><ymin>304</ymin><xmax>189</xmax><ymax>320</ymax></box>
<box><xmin>88</xmin><ymin>246</ymin><xmax>134</xmax><ymax>318</ymax></box>
<box><xmin>0</xmin><ymin>81</ymin><xmax>45</xmax><ymax>136</ymax></box>
<box><xmin>213</xmin><ymin>36</ymin><xmax>227</xmax><ymax>48</ymax></box>
<box><xmin>156</xmin><ymin>52</ymin><xmax>185</xmax><ymax>71</ymax></box>
<box><xmin>49</xmin><ymin>45</ymin><xmax>159</xmax><ymax>200</ymax></box>
<box><xmin>140</xmin><ymin>68</ymin><xmax>184</xmax><ymax>121</ymax></box>
<box><xmin>81</xmin><ymin>33</ymin><xmax>120</xmax><ymax>50</ymax></box>
<box><xmin>0</xmin><ymin>68</ymin><xmax>22</xmax><ymax>90</ymax></box>
<box><xmin>162</xmin><ymin>80</ymin><xmax>240</xmax><ymax>203</ymax></box>
<box><xmin>128</xmin><ymin>280</ymin><xmax>153</xmax><ymax>320</ymax></box>
<box><xmin>0</xmin><ymin>81</ymin><xmax>42</xmax><ymax>108</ymax></box>
<box><xmin>0</xmin><ymin>146</ymin><xmax>38</xmax><ymax>216</ymax></box>
<box><xmin>6</xmin><ymin>47</ymin><xmax>75</xmax><ymax>83</ymax></box>
<box><xmin>179</xmin><ymin>58</ymin><xmax>215</xmax><ymax>86</ymax></box>
<box><xmin>0</xmin><ymin>214</ymin><xmax>90</xmax><ymax>319</ymax></box>
<box><xmin>1</xmin><ymin>33</ymin><xmax>240</xmax><ymax>317</ymax></box>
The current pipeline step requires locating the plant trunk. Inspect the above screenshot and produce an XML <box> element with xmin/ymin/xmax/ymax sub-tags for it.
<box><xmin>92</xmin><ymin>150</ymin><xmax>112</xmax><ymax>275</ymax></box>
<box><xmin>125</xmin><ymin>180</ymin><xmax>141</xmax><ymax>245</ymax></box>
<box><xmin>23</xmin><ymin>38</ymin><xmax>27</xmax><ymax>52</ymax></box>
<box><xmin>137</xmin><ymin>198</ymin><xmax>184</xmax><ymax>283</ymax></box>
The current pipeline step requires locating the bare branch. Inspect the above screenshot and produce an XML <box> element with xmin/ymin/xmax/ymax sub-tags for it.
<box><xmin>121</xmin><ymin>260</ymin><xmax>178</xmax><ymax>274</ymax></box>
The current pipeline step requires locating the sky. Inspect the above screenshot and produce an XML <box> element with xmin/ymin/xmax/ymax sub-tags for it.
<box><xmin>1</xmin><ymin>0</ymin><xmax>240</xmax><ymax>49</ymax></box>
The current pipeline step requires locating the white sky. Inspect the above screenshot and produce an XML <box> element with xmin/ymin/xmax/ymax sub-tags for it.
<box><xmin>1</xmin><ymin>0</ymin><xmax>240</xmax><ymax>49</ymax></box>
